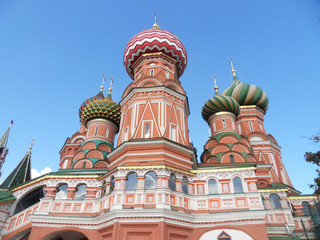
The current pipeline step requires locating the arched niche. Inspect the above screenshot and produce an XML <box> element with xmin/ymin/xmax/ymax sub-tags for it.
<box><xmin>42</xmin><ymin>230</ymin><xmax>89</xmax><ymax>240</ymax></box>
<box><xmin>199</xmin><ymin>229</ymin><xmax>254</xmax><ymax>240</ymax></box>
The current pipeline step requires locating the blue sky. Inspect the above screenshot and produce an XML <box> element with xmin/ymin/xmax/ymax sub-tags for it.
<box><xmin>0</xmin><ymin>0</ymin><xmax>319</xmax><ymax>194</ymax></box>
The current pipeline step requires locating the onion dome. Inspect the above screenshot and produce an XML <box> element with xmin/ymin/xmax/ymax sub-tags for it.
<box><xmin>222</xmin><ymin>61</ymin><xmax>269</xmax><ymax>112</ymax></box>
<box><xmin>79</xmin><ymin>79</ymin><xmax>121</xmax><ymax>126</ymax></box>
<box><xmin>123</xmin><ymin>26</ymin><xmax>187</xmax><ymax>79</ymax></box>
<box><xmin>79</xmin><ymin>91</ymin><xmax>104</xmax><ymax>118</ymax></box>
<box><xmin>80</xmin><ymin>92</ymin><xmax>120</xmax><ymax>127</ymax></box>
<box><xmin>202</xmin><ymin>76</ymin><xmax>240</xmax><ymax>122</ymax></box>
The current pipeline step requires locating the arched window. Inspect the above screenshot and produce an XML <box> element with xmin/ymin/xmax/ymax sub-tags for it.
<box><xmin>150</xmin><ymin>69</ymin><xmax>154</xmax><ymax>76</ymax></box>
<box><xmin>182</xmin><ymin>177</ymin><xmax>188</xmax><ymax>194</ymax></box>
<box><xmin>145</xmin><ymin>172</ymin><xmax>157</xmax><ymax>190</ymax></box>
<box><xmin>110</xmin><ymin>176</ymin><xmax>115</xmax><ymax>193</ymax></box>
<box><xmin>230</xmin><ymin>155</ymin><xmax>235</xmax><ymax>163</ymax></box>
<box><xmin>126</xmin><ymin>172</ymin><xmax>138</xmax><ymax>191</ymax></box>
<box><xmin>14</xmin><ymin>186</ymin><xmax>46</xmax><ymax>215</ymax></box>
<box><xmin>74</xmin><ymin>184</ymin><xmax>87</xmax><ymax>200</ymax></box>
<box><xmin>233</xmin><ymin>177</ymin><xmax>244</xmax><ymax>193</ymax></box>
<box><xmin>270</xmin><ymin>194</ymin><xmax>282</xmax><ymax>209</ymax></box>
<box><xmin>208</xmin><ymin>179</ymin><xmax>218</xmax><ymax>194</ymax></box>
<box><xmin>169</xmin><ymin>174</ymin><xmax>176</xmax><ymax>191</ymax></box>
<box><xmin>302</xmin><ymin>201</ymin><xmax>311</xmax><ymax>216</ymax></box>
<box><xmin>56</xmin><ymin>184</ymin><xmax>68</xmax><ymax>199</ymax></box>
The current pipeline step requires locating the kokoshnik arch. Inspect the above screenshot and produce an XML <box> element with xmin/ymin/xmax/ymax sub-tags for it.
<box><xmin>0</xmin><ymin>18</ymin><xmax>317</xmax><ymax>240</ymax></box>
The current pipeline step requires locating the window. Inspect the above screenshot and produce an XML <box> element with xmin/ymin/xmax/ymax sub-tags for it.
<box><xmin>82</xmin><ymin>161</ymin><xmax>86</xmax><ymax>168</ymax></box>
<box><xmin>182</xmin><ymin>177</ymin><xmax>188</xmax><ymax>194</ymax></box>
<box><xmin>110</xmin><ymin>176</ymin><xmax>115</xmax><ymax>193</ymax></box>
<box><xmin>144</xmin><ymin>123</ymin><xmax>150</xmax><ymax>138</ymax></box>
<box><xmin>171</xmin><ymin>125</ymin><xmax>177</xmax><ymax>142</ymax></box>
<box><xmin>56</xmin><ymin>184</ymin><xmax>68</xmax><ymax>199</ymax></box>
<box><xmin>125</xmin><ymin>172</ymin><xmax>138</xmax><ymax>191</ymax></box>
<box><xmin>94</xmin><ymin>127</ymin><xmax>99</xmax><ymax>136</ymax></box>
<box><xmin>270</xmin><ymin>194</ymin><xmax>282</xmax><ymax>209</ymax></box>
<box><xmin>169</xmin><ymin>174</ymin><xmax>176</xmax><ymax>191</ymax></box>
<box><xmin>74</xmin><ymin>184</ymin><xmax>87</xmax><ymax>200</ymax></box>
<box><xmin>14</xmin><ymin>187</ymin><xmax>46</xmax><ymax>215</ymax></box>
<box><xmin>166</xmin><ymin>71</ymin><xmax>169</xmax><ymax>79</ymax></box>
<box><xmin>302</xmin><ymin>201</ymin><xmax>311</xmax><ymax>216</ymax></box>
<box><xmin>150</xmin><ymin>69</ymin><xmax>154</xmax><ymax>76</ymax></box>
<box><xmin>208</xmin><ymin>179</ymin><xmax>218</xmax><ymax>194</ymax></box>
<box><xmin>230</xmin><ymin>155</ymin><xmax>235</xmax><ymax>163</ymax></box>
<box><xmin>233</xmin><ymin>177</ymin><xmax>244</xmax><ymax>193</ymax></box>
<box><xmin>145</xmin><ymin>172</ymin><xmax>157</xmax><ymax>189</ymax></box>
<box><xmin>249</xmin><ymin>121</ymin><xmax>254</xmax><ymax>132</ymax></box>
<box><xmin>222</xmin><ymin>119</ymin><xmax>226</xmax><ymax>129</ymax></box>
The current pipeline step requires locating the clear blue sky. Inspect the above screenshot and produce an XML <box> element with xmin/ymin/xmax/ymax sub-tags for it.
<box><xmin>0</xmin><ymin>0</ymin><xmax>319</xmax><ymax>194</ymax></box>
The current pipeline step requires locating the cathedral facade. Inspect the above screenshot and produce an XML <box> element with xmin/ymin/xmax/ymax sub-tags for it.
<box><xmin>0</xmin><ymin>21</ymin><xmax>316</xmax><ymax>240</ymax></box>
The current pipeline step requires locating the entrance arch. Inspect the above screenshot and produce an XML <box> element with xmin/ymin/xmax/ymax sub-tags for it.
<box><xmin>42</xmin><ymin>230</ymin><xmax>88</xmax><ymax>240</ymax></box>
<box><xmin>199</xmin><ymin>229</ymin><xmax>254</xmax><ymax>240</ymax></box>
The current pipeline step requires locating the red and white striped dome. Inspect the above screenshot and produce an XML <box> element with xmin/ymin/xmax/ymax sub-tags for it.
<box><xmin>123</xmin><ymin>28</ymin><xmax>187</xmax><ymax>79</ymax></box>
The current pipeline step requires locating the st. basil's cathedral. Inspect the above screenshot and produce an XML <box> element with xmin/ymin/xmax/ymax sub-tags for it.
<box><xmin>0</xmin><ymin>19</ymin><xmax>317</xmax><ymax>240</ymax></box>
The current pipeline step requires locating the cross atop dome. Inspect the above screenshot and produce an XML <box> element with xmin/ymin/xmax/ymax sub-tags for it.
<box><xmin>153</xmin><ymin>10</ymin><xmax>160</xmax><ymax>29</ymax></box>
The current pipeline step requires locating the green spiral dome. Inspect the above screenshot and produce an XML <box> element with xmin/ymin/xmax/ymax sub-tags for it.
<box><xmin>80</xmin><ymin>94</ymin><xmax>121</xmax><ymax>126</ymax></box>
<box><xmin>202</xmin><ymin>93</ymin><xmax>240</xmax><ymax>122</ymax></box>
<box><xmin>222</xmin><ymin>76</ymin><xmax>269</xmax><ymax>112</ymax></box>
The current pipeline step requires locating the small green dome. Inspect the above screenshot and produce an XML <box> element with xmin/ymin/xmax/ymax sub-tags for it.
<box><xmin>80</xmin><ymin>93</ymin><xmax>121</xmax><ymax>127</ymax></box>
<box><xmin>202</xmin><ymin>93</ymin><xmax>240</xmax><ymax>122</ymax></box>
<box><xmin>222</xmin><ymin>76</ymin><xmax>269</xmax><ymax>112</ymax></box>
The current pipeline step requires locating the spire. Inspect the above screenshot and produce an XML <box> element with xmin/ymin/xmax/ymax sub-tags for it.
<box><xmin>0</xmin><ymin>121</ymin><xmax>13</xmax><ymax>169</ymax></box>
<box><xmin>100</xmin><ymin>74</ymin><xmax>106</xmax><ymax>92</ymax></box>
<box><xmin>0</xmin><ymin>140</ymin><xmax>32</xmax><ymax>189</ymax></box>
<box><xmin>230</xmin><ymin>57</ymin><xmax>236</xmax><ymax>77</ymax></box>
<box><xmin>153</xmin><ymin>10</ymin><xmax>160</xmax><ymax>29</ymax></box>
<box><xmin>213</xmin><ymin>74</ymin><xmax>219</xmax><ymax>95</ymax></box>
<box><xmin>27</xmin><ymin>137</ymin><xmax>35</xmax><ymax>153</ymax></box>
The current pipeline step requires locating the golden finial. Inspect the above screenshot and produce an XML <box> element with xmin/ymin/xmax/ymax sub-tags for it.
<box><xmin>101</xmin><ymin>74</ymin><xmax>106</xmax><ymax>92</ymax></box>
<box><xmin>230</xmin><ymin>57</ymin><xmax>236</xmax><ymax>77</ymax></box>
<box><xmin>153</xmin><ymin>10</ymin><xmax>160</xmax><ymax>29</ymax></box>
<box><xmin>108</xmin><ymin>76</ymin><xmax>114</xmax><ymax>94</ymax></box>
<box><xmin>28</xmin><ymin>137</ymin><xmax>35</xmax><ymax>153</ymax></box>
<box><xmin>213</xmin><ymin>74</ymin><xmax>219</xmax><ymax>94</ymax></box>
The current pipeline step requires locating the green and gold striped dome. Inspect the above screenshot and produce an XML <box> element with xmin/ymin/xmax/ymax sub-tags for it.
<box><xmin>222</xmin><ymin>76</ymin><xmax>269</xmax><ymax>112</ymax></box>
<box><xmin>80</xmin><ymin>94</ymin><xmax>121</xmax><ymax>126</ymax></box>
<box><xmin>202</xmin><ymin>93</ymin><xmax>240</xmax><ymax>122</ymax></box>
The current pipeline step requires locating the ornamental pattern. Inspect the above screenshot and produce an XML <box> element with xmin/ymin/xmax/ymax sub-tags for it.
<box><xmin>123</xmin><ymin>29</ymin><xmax>187</xmax><ymax>79</ymax></box>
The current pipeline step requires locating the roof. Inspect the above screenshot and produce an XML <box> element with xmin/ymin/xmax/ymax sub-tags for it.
<box><xmin>0</xmin><ymin>121</ymin><xmax>13</xmax><ymax>160</ymax></box>
<box><xmin>0</xmin><ymin>190</ymin><xmax>15</xmax><ymax>203</ymax></box>
<box><xmin>0</xmin><ymin>150</ymin><xmax>31</xmax><ymax>189</ymax></box>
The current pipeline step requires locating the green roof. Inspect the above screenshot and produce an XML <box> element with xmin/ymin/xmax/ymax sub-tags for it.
<box><xmin>269</xmin><ymin>237</ymin><xmax>300</xmax><ymax>240</ymax></box>
<box><xmin>0</xmin><ymin>190</ymin><xmax>15</xmax><ymax>203</ymax></box>
<box><xmin>0</xmin><ymin>151</ymin><xmax>31</xmax><ymax>189</ymax></box>
<box><xmin>213</xmin><ymin>132</ymin><xmax>241</xmax><ymax>142</ymax></box>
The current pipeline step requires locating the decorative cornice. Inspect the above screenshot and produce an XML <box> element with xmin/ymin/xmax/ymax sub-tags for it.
<box><xmin>117</xmin><ymin>164</ymin><xmax>195</xmax><ymax>176</ymax></box>
<box><xmin>11</xmin><ymin>174</ymin><xmax>101</xmax><ymax>192</ymax></box>
<box><xmin>289</xmin><ymin>195</ymin><xmax>317</xmax><ymax>200</ymax></box>
<box><xmin>258</xmin><ymin>188</ymin><xmax>288</xmax><ymax>193</ymax></box>
<box><xmin>192</xmin><ymin>166</ymin><xmax>256</xmax><ymax>173</ymax></box>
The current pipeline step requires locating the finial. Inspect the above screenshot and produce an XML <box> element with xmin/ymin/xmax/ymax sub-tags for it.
<box><xmin>101</xmin><ymin>74</ymin><xmax>106</xmax><ymax>92</ymax></box>
<box><xmin>28</xmin><ymin>137</ymin><xmax>35</xmax><ymax>153</ymax></box>
<box><xmin>9</xmin><ymin>120</ymin><xmax>13</xmax><ymax>127</ymax></box>
<box><xmin>108</xmin><ymin>76</ymin><xmax>114</xmax><ymax>94</ymax></box>
<box><xmin>213</xmin><ymin>74</ymin><xmax>219</xmax><ymax>94</ymax></box>
<box><xmin>230</xmin><ymin>57</ymin><xmax>236</xmax><ymax>77</ymax></box>
<box><xmin>153</xmin><ymin>10</ymin><xmax>160</xmax><ymax>29</ymax></box>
